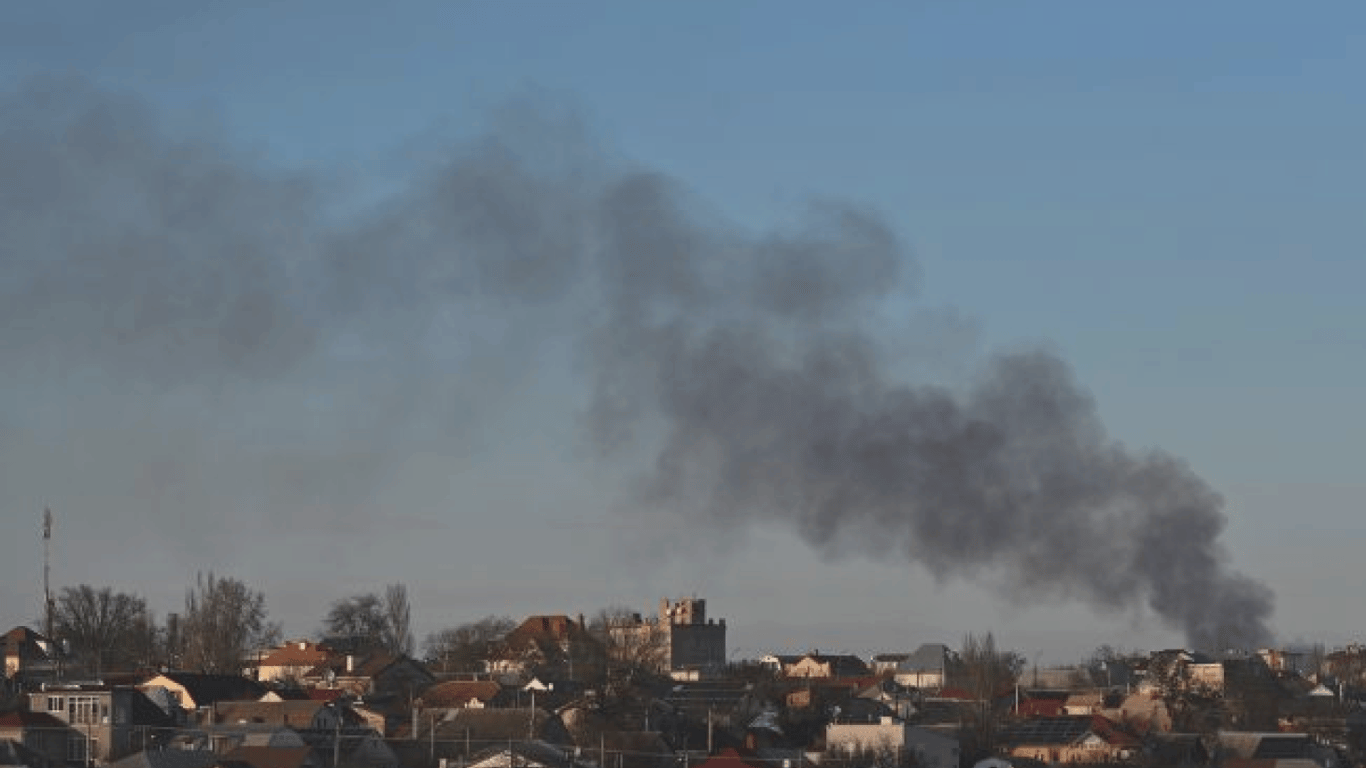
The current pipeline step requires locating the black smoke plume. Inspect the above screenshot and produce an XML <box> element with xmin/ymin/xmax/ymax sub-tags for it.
<box><xmin>0</xmin><ymin>76</ymin><xmax>1273</xmax><ymax>649</ymax></box>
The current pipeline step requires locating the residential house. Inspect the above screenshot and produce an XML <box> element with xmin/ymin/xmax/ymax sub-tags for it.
<box><xmin>210</xmin><ymin>701</ymin><xmax>339</xmax><ymax>730</ymax></box>
<box><xmin>825</xmin><ymin>717</ymin><xmax>960</xmax><ymax>768</ymax></box>
<box><xmin>0</xmin><ymin>710</ymin><xmax>75</xmax><ymax>767</ymax></box>
<box><xmin>417</xmin><ymin>681</ymin><xmax>503</xmax><ymax>710</ymax></box>
<box><xmin>1216</xmin><ymin>731</ymin><xmax>1334</xmax><ymax>768</ymax></box>
<box><xmin>488</xmin><ymin>617</ymin><xmax>603</xmax><ymax>684</ymax></box>
<box><xmin>558</xmin><ymin>706</ymin><xmax>674</xmax><ymax>768</ymax></box>
<box><xmin>216</xmin><ymin>745</ymin><xmax>322</xmax><ymax>768</ymax></box>
<box><xmin>757</xmin><ymin>656</ymin><xmax>801</xmax><ymax>676</ymax></box>
<box><xmin>464</xmin><ymin>741</ymin><xmax>591</xmax><ymax>768</ymax></box>
<box><xmin>0</xmin><ymin>738</ymin><xmax>56</xmax><ymax>768</ymax></box>
<box><xmin>688</xmin><ymin>748</ymin><xmax>773</xmax><ymax>768</ymax></box>
<box><xmin>255</xmin><ymin>643</ymin><xmax>332</xmax><ymax>685</ymax></box>
<box><xmin>396</xmin><ymin>707</ymin><xmax>570</xmax><ymax>768</ymax></box>
<box><xmin>995</xmin><ymin>715</ymin><xmax>1140</xmax><ymax>764</ymax></box>
<box><xmin>869</xmin><ymin>654</ymin><xmax>908</xmax><ymax>676</ymax></box>
<box><xmin>893</xmin><ymin>645</ymin><xmax>952</xmax><ymax>690</ymax></box>
<box><xmin>173</xmin><ymin>724</ymin><xmax>308</xmax><ymax>756</ymax></box>
<box><xmin>104</xmin><ymin>748</ymin><xmax>219</xmax><ymax>768</ymax></box>
<box><xmin>304</xmin><ymin>653</ymin><xmax>433</xmax><ymax>701</ymax></box>
<box><xmin>1101</xmin><ymin>692</ymin><xmax>1172</xmax><ymax>733</ymax></box>
<box><xmin>27</xmin><ymin>683</ymin><xmax>177</xmax><ymax>765</ymax></box>
<box><xmin>783</xmin><ymin>653</ymin><xmax>869</xmax><ymax>679</ymax></box>
<box><xmin>3</xmin><ymin>628</ymin><xmax>60</xmax><ymax>684</ymax></box>
<box><xmin>139</xmin><ymin>674</ymin><xmax>267</xmax><ymax>723</ymax></box>
<box><xmin>853</xmin><ymin>678</ymin><xmax>918</xmax><ymax>720</ymax></box>
<box><xmin>1061</xmin><ymin>692</ymin><xmax>1104</xmax><ymax>716</ymax></box>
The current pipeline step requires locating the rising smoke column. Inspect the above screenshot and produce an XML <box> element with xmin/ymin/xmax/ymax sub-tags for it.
<box><xmin>0</xmin><ymin>77</ymin><xmax>1272</xmax><ymax>649</ymax></box>
<box><xmin>586</xmin><ymin>173</ymin><xmax>1274</xmax><ymax>650</ymax></box>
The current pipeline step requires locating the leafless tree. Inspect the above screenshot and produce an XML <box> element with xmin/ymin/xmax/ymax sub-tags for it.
<box><xmin>950</xmin><ymin>632</ymin><xmax>1024</xmax><ymax>758</ymax></box>
<box><xmin>589</xmin><ymin>605</ymin><xmax>669</xmax><ymax>677</ymax></box>
<box><xmin>181</xmin><ymin>571</ymin><xmax>277</xmax><ymax>674</ymax></box>
<box><xmin>324</xmin><ymin>592</ymin><xmax>386</xmax><ymax>650</ymax></box>
<box><xmin>51</xmin><ymin>585</ymin><xmax>148</xmax><ymax>676</ymax></box>
<box><xmin>323</xmin><ymin>583</ymin><xmax>414</xmax><ymax>656</ymax></box>
<box><xmin>382</xmin><ymin>583</ymin><xmax>414</xmax><ymax>657</ymax></box>
<box><xmin>424</xmin><ymin>615</ymin><xmax>515</xmax><ymax>675</ymax></box>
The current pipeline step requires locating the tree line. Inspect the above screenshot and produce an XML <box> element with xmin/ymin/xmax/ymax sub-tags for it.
<box><xmin>39</xmin><ymin>574</ymin><xmax>420</xmax><ymax>678</ymax></box>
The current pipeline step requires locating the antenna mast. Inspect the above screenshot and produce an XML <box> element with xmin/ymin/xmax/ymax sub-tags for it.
<box><xmin>43</xmin><ymin>507</ymin><xmax>53</xmax><ymax>640</ymax></box>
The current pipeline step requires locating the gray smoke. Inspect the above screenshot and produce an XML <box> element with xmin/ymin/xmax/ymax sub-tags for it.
<box><xmin>0</xmin><ymin>76</ymin><xmax>1272</xmax><ymax>649</ymax></box>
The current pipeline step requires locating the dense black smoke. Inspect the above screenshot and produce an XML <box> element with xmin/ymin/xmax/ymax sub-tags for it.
<box><xmin>0</xmin><ymin>76</ymin><xmax>1273</xmax><ymax>649</ymax></box>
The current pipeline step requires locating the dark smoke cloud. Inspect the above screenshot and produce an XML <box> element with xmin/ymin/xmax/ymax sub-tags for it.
<box><xmin>0</xmin><ymin>76</ymin><xmax>1273</xmax><ymax>649</ymax></box>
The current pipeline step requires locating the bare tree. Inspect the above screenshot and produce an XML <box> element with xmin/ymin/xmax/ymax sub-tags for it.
<box><xmin>181</xmin><ymin>571</ymin><xmax>277</xmax><ymax>674</ymax></box>
<box><xmin>382</xmin><ymin>583</ymin><xmax>414</xmax><ymax>657</ymax></box>
<box><xmin>424</xmin><ymin>615</ymin><xmax>515</xmax><ymax>675</ymax></box>
<box><xmin>324</xmin><ymin>592</ymin><xmax>386</xmax><ymax>650</ymax></box>
<box><xmin>323</xmin><ymin>583</ymin><xmax>414</xmax><ymax>656</ymax></box>
<box><xmin>589</xmin><ymin>605</ymin><xmax>669</xmax><ymax>677</ymax></box>
<box><xmin>950</xmin><ymin>632</ymin><xmax>1024</xmax><ymax>759</ymax></box>
<box><xmin>51</xmin><ymin>585</ymin><xmax>148</xmax><ymax>676</ymax></box>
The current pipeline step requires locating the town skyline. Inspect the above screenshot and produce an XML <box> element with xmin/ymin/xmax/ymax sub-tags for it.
<box><xmin>3</xmin><ymin>2</ymin><xmax>1364</xmax><ymax>668</ymax></box>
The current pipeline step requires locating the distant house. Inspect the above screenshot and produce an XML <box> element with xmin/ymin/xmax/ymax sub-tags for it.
<box><xmin>210</xmin><ymin>701</ymin><xmax>340</xmax><ymax>730</ymax></box>
<box><xmin>304</xmin><ymin>653</ymin><xmax>433</xmax><ymax>700</ymax></box>
<box><xmin>893</xmin><ymin>644</ymin><xmax>953</xmax><ymax>690</ymax></box>
<box><xmin>256</xmin><ymin>642</ymin><xmax>333</xmax><ymax>684</ymax></box>
<box><xmin>1061</xmin><ymin>692</ymin><xmax>1104</xmax><ymax>716</ymax></box>
<box><xmin>690</xmin><ymin>748</ymin><xmax>776</xmax><ymax>768</ymax></box>
<box><xmin>141</xmin><ymin>673</ymin><xmax>268</xmax><ymax>719</ymax></box>
<box><xmin>396</xmin><ymin>708</ymin><xmax>570</xmax><ymax>768</ymax></box>
<box><xmin>465</xmin><ymin>741</ymin><xmax>592</xmax><ymax>768</ymax></box>
<box><xmin>418</xmin><ymin>681</ymin><xmax>504</xmax><ymax>710</ymax></box>
<box><xmin>105</xmin><ymin>748</ymin><xmax>220</xmax><ymax>768</ymax></box>
<box><xmin>27</xmin><ymin>683</ymin><xmax>177</xmax><ymax>764</ymax></box>
<box><xmin>825</xmin><ymin>717</ymin><xmax>960</xmax><ymax>768</ymax></box>
<box><xmin>1216</xmin><ymin>731</ymin><xmax>1332</xmax><ymax>768</ymax></box>
<box><xmin>996</xmin><ymin>715</ymin><xmax>1140</xmax><ymax>764</ymax></box>
<box><xmin>0</xmin><ymin>710</ymin><xmax>75</xmax><ymax>767</ymax></box>
<box><xmin>488</xmin><ymin>616</ymin><xmax>603</xmax><ymax>682</ymax></box>
<box><xmin>784</xmin><ymin>653</ymin><xmax>869</xmax><ymax>679</ymax></box>
<box><xmin>215</xmin><ymin>746</ymin><xmax>323</xmax><ymax>768</ymax></box>
<box><xmin>2</xmin><ymin>628</ymin><xmax>60</xmax><ymax>683</ymax></box>
<box><xmin>870</xmin><ymin>654</ymin><xmax>909</xmax><ymax>675</ymax></box>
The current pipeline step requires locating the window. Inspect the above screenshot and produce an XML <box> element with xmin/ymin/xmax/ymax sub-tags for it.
<box><xmin>68</xmin><ymin>696</ymin><xmax>100</xmax><ymax>725</ymax></box>
<box><xmin>68</xmin><ymin>735</ymin><xmax>90</xmax><ymax>764</ymax></box>
<box><xmin>47</xmin><ymin>696</ymin><xmax>65</xmax><ymax>712</ymax></box>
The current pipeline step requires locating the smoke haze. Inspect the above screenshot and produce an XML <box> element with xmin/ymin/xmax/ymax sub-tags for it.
<box><xmin>0</xmin><ymin>76</ymin><xmax>1273</xmax><ymax>650</ymax></box>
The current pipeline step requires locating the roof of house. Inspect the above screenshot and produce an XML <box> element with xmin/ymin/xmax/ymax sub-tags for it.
<box><xmin>308</xmin><ymin>651</ymin><xmax>398</xmax><ymax>680</ymax></box>
<box><xmin>467</xmin><ymin>740</ymin><xmax>587</xmax><ymax>768</ymax></box>
<box><xmin>106</xmin><ymin>748</ymin><xmax>220</xmax><ymax>768</ymax></box>
<box><xmin>996</xmin><ymin>715</ymin><xmax>1137</xmax><ymax>748</ymax></box>
<box><xmin>258</xmin><ymin>643</ymin><xmax>331</xmax><ymax>670</ymax></box>
<box><xmin>213</xmin><ymin>701</ymin><xmax>327</xmax><ymax>728</ymax></box>
<box><xmin>152</xmin><ymin>673</ymin><xmax>268</xmax><ymax>706</ymax></box>
<box><xmin>501</xmin><ymin>616</ymin><xmax>593</xmax><ymax>651</ymax></box>
<box><xmin>0</xmin><ymin>711</ymin><xmax>68</xmax><ymax>730</ymax></box>
<box><xmin>219</xmin><ymin>746</ymin><xmax>317</xmax><ymax>768</ymax></box>
<box><xmin>420</xmin><ymin>680</ymin><xmax>504</xmax><ymax>708</ymax></box>
<box><xmin>0</xmin><ymin>738</ymin><xmax>48</xmax><ymax>768</ymax></box>
<box><xmin>429</xmin><ymin>707</ymin><xmax>568</xmax><ymax>746</ymax></box>
<box><xmin>691</xmin><ymin>748</ymin><xmax>773</xmax><ymax>768</ymax></box>
<box><xmin>902</xmin><ymin>644</ymin><xmax>953</xmax><ymax>672</ymax></box>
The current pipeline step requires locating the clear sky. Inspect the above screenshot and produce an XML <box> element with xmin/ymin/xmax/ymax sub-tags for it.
<box><xmin>1</xmin><ymin>1</ymin><xmax>1363</xmax><ymax>665</ymax></box>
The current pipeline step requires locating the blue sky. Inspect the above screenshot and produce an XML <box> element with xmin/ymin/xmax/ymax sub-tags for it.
<box><xmin>1</xmin><ymin>2</ymin><xmax>1363</xmax><ymax>664</ymax></box>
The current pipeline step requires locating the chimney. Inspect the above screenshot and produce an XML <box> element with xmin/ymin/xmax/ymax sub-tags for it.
<box><xmin>346</xmin><ymin>655</ymin><xmax>355</xmax><ymax>673</ymax></box>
